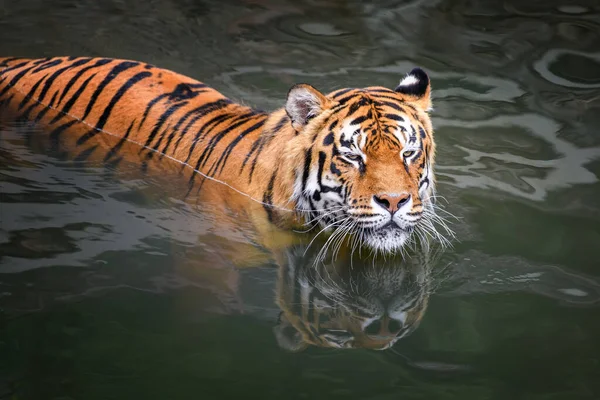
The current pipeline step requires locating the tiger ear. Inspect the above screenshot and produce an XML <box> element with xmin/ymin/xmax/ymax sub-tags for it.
<box><xmin>285</xmin><ymin>84</ymin><xmax>330</xmax><ymax>131</ymax></box>
<box><xmin>273</xmin><ymin>312</ymin><xmax>308</xmax><ymax>352</ymax></box>
<box><xmin>395</xmin><ymin>68</ymin><xmax>432</xmax><ymax>111</ymax></box>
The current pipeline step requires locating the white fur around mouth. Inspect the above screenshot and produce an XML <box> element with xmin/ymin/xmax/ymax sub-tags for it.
<box><xmin>362</xmin><ymin>225</ymin><xmax>411</xmax><ymax>253</ymax></box>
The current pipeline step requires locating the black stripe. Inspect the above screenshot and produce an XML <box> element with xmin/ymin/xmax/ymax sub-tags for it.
<box><xmin>403</xmin><ymin>156</ymin><xmax>410</xmax><ymax>173</ymax></box>
<box><xmin>262</xmin><ymin>169</ymin><xmax>278</xmax><ymax>223</ymax></box>
<box><xmin>0</xmin><ymin>57</ymin><xmax>26</xmax><ymax>68</ymax></box>
<box><xmin>138</xmin><ymin>83</ymin><xmax>209</xmax><ymax>131</ymax></box>
<box><xmin>80</xmin><ymin>61</ymin><xmax>139</xmax><ymax>121</ymax></box>
<box><xmin>171</xmin><ymin>102</ymin><xmax>232</xmax><ymax>155</ymax></box>
<box><xmin>241</xmin><ymin>114</ymin><xmax>287</xmax><ymax>173</ymax></box>
<box><xmin>76</xmin><ymin>71</ymin><xmax>151</xmax><ymax>146</ymax></box>
<box><xmin>335</xmin><ymin>91</ymin><xmax>363</xmax><ymax>105</ymax></box>
<box><xmin>56</xmin><ymin>58</ymin><xmax>112</xmax><ymax>106</ymax></box>
<box><xmin>158</xmin><ymin>97</ymin><xmax>230</xmax><ymax>157</ymax></box>
<box><xmin>0</xmin><ymin>94</ymin><xmax>14</xmax><ymax>109</ymax></box>
<box><xmin>246</xmin><ymin>114</ymin><xmax>288</xmax><ymax>182</ymax></box>
<box><xmin>241</xmin><ymin>136</ymin><xmax>263</xmax><ymax>175</ymax></box>
<box><xmin>73</xmin><ymin>145</ymin><xmax>98</xmax><ymax>162</ymax></box>
<box><xmin>378</xmin><ymin>100</ymin><xmax>404</xmax><ymax>112</ymax></box>
<box><xmin>168</xmin><ymin>82</ymin><xmax>207</xmax><ymax>101</ymax></box>
<box><xmin>37</xmin><ymin>58</ymin><xmax>93</xmax><ymax>105</ymax></box>
<box><xmin>51</xmin><ymin>73</ymin><xmax>97</xmax><ymax>124</ymax></box>
<box><xmin>371</xmin><ymin>94</ymin><xmax>405</xmax><ymax>101</ymax></box>
<box><xmin>33</xmin><ymin>91</ymin><xmax>58</xmax><ymax>123</ymax></box>
<box><xmin>383</xmin><ymin>100</ymin><xmax>416</xmax><ymax>114</ymax></box>
<box><xmin>201</xmin><ymin>114</ymin><xmax>261</xmax><ymax>166</ymax></box>
<box><xmin>331</xmin><ymin>88</ymin><xmax>353</xmax><ymax>98</ymax></box>
<box><xmin>49</xmin><ymin>120</ymin><xmax>78</xmax><ymax>152</ymax></box>
<box><xmin>329</xmin><ymin>103</ymin><xmax>347</xmax><ymax>116</ymax></box>
<box><xmin>104</xmin><ymin>155</ymin><xmax>123</xmax><ymax>171</ymax></box>
<box><xmin>17</xmin><ymin>76</ymin><xmax>45</xmax><ymax>110</ymax></box>
<box><xmin>301</xmin><ymin>148</ymin><xmax>313</xmax><ymax>193</ymax></box>
<box><xmin>384</xmin><ymin>113</ymin><xmax>405</xmax><ymax>121</ymax></box>
<box><xmin>408</xmin><ymin>126</ymin><xmax>417</xmax><ymax>144</ymax></box>
<box><xmin>32</xmin><ymin>58</ymin><xmax>51</xmax><ymax>65</ymax></box>
<box><xmin>141</xmin><ymin>123</ymin><xmax>171</xmax><ymax>173</ymax></box>
<box><xmin>212</xmin><ymin>118</ymin><xmax>266</xmax><ymax>176</ymax></box>
<box><xmin>180</xmin><ymin>113</ymin><xmax>233</xmax><ymax>167</ymax></box>
<box><xmin>161</xmin><ymin>90</ymin><xmax>211</xmax><ymax>134</ymax></box>
<box><xmin>272</xmin><ymin>113</ymin><xmax>290</xmax><ymax>134</ymax></box>
<box><xmin>138</xmin><ymin>93</ymin><xmax>170</xmax><ymax>129</ymax></box>
<box><xmin>320</xmin><ymin>184</ymin><xmax>342</xmax><ymax>195</ymax></box>
<box><xmin>32</xmin><ymin>58</ymin><xmax>63</xmax><ymax>73</ymax></box>
<box><xmin>330</xmin><ymin>161</ymin><xmax>342</xmax><ymax>176</ymax></box>
<box><xmin>0</xmin><ymin>61</ymin><xmax>30</xmax><ymax>76</ymax></box>
<box><xmin>350</xmin><ymin>115</ymin><xmax>369</xmax><ymax>125</ymax></box>
<box><xmin>0</xmin><ymin>65</ymin><xmax>37</xmax><ymax>98</ymax></box>
<box><xmin>317</xmin><ymin>151</ymin><xmax>326</xmax><ymax>187</ymax></box>
<box><xmin>194</xmin><ymin>113</ymin><xmax>257</xmax><ymax>170</ymax></box>
<box><xmin>187</xmin><ymin>113</ymin><xmax>257</xmax><ymax>188</ymax></box>
<box><xmin>367</xmin><ymin>88</ymin><xmax>395</xmax><ymax>94</ymax></box>
<box><xmin>104</xmin><ymin>119</ymin><xmax>135</xmax><ymax>162</ymax></box>
<box><xmin>18</xmin><ymin>103</ymin><xmax>38</xmax><ymax>121</ymax></box>
<box><xmin>346</xmin><ymin>97</ymin><xmax>369</xmax><ymax>116</ymax></box>
<box><xmin>141</xmin><ymin>101</ymin><xmax>188</xmax><ymax>150</ymax></box>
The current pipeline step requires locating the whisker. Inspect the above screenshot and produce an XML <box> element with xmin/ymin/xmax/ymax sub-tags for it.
<box><xmin>303</xmin><ymin>217</ymin><xmax>349</xmax><ymax>257</ymax></box>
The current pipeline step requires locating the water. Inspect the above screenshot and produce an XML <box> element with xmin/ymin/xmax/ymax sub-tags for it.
<box><xmin>1</xmin><ymin>0</ymin><xmax>600</xmax><ymax>398</ymax></box>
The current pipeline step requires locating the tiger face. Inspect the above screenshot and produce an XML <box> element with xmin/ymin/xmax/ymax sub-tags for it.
<box><xmin>285</xmin><ymin>68</ymin><xmax>439</xmax><ymax>254</ymax></box>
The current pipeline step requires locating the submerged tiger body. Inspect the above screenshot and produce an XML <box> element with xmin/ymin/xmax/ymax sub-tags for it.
<box><xmin>0</xmin><ymin>56</ymin><xmax>444</xmax><ymax>256</ymax></box>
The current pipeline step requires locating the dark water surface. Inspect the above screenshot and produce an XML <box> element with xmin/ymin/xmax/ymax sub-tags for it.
<box><xmin>1</xmin><ymin>0</ymin><xmax>600</xmax><ymax>399</ymax></box>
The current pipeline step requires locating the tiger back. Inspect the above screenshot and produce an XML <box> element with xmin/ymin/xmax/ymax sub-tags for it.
<box><xmin>0</xmin><ymin>55</ymin><xmax>447</xmax><ymax>260</ymax></box>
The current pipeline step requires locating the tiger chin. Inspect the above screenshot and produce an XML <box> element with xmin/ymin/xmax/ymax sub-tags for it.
<box><xmin>273</xmin><ymin>244</ymin><xmax>434</xmax><ymax>351</ymax></box>
<box><xmin>0</xmin><ymin>56</ymin><xmax>450</xmax><ymax>255</ymax></box>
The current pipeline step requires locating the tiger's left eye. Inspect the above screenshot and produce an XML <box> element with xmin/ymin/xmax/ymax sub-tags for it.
<box><xmin>345</xmin><ymin>153</ymin><xmax>362</xmax><ymax>162</ymax></box>
<box><xmin>403</xmin><ymin>151</ymin><xmax>415</xmax><ymax>158</ymax></box>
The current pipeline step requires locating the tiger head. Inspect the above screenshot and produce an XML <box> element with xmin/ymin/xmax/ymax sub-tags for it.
<box><xmin>273</xmin><ymin>246</ymin><xmax>431</xmax><ymax>351</ymax></box>
<box><xmin>285</xmin><ymin>68</ymin><xmax>440</xmax><ymax>254</ymax></box>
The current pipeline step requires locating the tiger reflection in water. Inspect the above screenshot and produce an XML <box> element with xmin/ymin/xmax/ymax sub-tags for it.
<box><xmin>273</xmin><ymin>245</ymin><xmax>435</xmax><ymax>351</ymax></box>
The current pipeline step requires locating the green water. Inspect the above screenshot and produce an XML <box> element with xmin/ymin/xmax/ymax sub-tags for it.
<box><xmin>1</xmin><ymin>0</ymin><xmax>600</xmax><ymax>399</ymax></box>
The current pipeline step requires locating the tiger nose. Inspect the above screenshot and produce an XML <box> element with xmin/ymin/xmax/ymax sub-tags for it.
<box><xmin>373</xmin><ymin>193</ymin><xmax>411</xmax><ymax>214</ymax></box>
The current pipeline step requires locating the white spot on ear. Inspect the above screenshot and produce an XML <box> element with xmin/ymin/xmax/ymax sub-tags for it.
<box><xmin>394</xmin><ymin>68</ymin><xmax>432</xmax><ymax>111</ymax></box>
<box><xmin>398</xmin><ymin>74</ymin><xmax>419</xmax><ymax>87</ymax></box>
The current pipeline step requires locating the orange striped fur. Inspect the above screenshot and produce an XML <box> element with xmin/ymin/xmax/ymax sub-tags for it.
<box><xmin>0</xmin><ymin>56</ymin><xmax>443</xmax><ymax>255</ymax></box>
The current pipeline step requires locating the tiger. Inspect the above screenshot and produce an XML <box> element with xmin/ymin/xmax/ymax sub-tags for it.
<box><xmin>0</xmin><ymin>56</ymin><xmax>445</xmax><ymax>258</ymax></box>
<box><xmin>274</xmin><ymin>244</ymin><xmax>433</xmax><ymax>351</ymax></box>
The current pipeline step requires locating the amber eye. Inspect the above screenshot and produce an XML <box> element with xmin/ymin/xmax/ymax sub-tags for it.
<box><xmin>344</xmin><ymin>153</ymin><xmax>362</xmax><ymax>162</ymax></box>
<box><xmin>403</xmin><ymin>151</ymin><xmax>415</xmax><ymax>158</ymax></box>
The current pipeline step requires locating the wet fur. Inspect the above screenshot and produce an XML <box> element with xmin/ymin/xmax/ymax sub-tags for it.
<box><xmin>0</xmin><ymin>56</ymin><xmax>445</xmax><ymax>255</ymax></box>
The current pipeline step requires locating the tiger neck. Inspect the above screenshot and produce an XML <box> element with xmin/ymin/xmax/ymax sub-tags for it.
<box><xmin>245</xmin><ymin>109</ymin><xmax>307</xmax><ymax>228</ymax></box>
